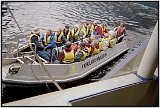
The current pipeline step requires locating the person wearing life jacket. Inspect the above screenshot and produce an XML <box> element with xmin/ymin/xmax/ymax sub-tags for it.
<box><xmin>101</xmin><ymin>33</ymin><xmax>110</xmax><ymax>50</ymax></box>
<box><xmin>40</xmin><ymin>29</ymin><xmax>56</xmax><ymax>54</ymax></box>
<box><xmin>87</xmin><ymin>23</ymin><xmax>92</xmax><ymax>37</ymax></box>
<box><xmin>97</xmin><ymin>23</ymin><xmax>108</xmax><ymax>38</ymax></box>
<box><xmin>109</xmin><ymin>31</ymin><xmax>117</xmax><ymax>48</ymax></box>
<box><xmin>115</xmin><ymin>22</ymin><xmax>126</xmax><ymax>43</ymax></box>
<box><xmin>71</xmin><ymin>42</ymin><xmax>79</xmax><ymax>52</ymax></box>
<box><xmin>72</xmin><ymin>25</ymin><xmax>83</xmax><ymax>42</ymax></box>
<box><xmin>58</xmin><ymin>41</ymin><xmax>76</xmax><ymax>64</ymax></box>
<box><xmin>90</xmin><ymin>39</ymin><xmax>100</xmax><ymax>55</ymax></box>
<box><xmin>91</xmin><ymin>20</ymin><xmax>98</xmax><ymax>35</ymax></box>
<box><xmin>74</xmin><ymin>42</ymin><xmax>88</xmax><ymax>62</ymax></box>
<box><xmin>98</xmin><ymin>37</ymin><xmax>103</xmax><ymax>51</ymax></box>
<box><xmin>54</xmin><ymin>28</ymin><xmax>66</xmax><ymax>47</ymax></box>
<box><xmin>83</xmin><ymin>38</ymin><xmax>92</xmax><ymax>57</ymax></box>
<box><xmin>81</xmin><ymin>22</ymin><xmax>89</xmax><ymax>38</ymax></box>
<box><xmin>63</xmin><ymin>24</ymin><xmax>72</xmax><ymax>42</ymax></box>
<box><xmin>29</xmin><ymin>28</ymin><xmax>50</xmax><ymax>62</ymax></box>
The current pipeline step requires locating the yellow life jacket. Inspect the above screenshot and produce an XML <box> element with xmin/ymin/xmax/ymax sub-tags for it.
<box><xmin>66</xmin><ymin>31</ymin><xmax>71</xmax><ymax>41</ymax></box>
<box><xmin>92</xmin><ymin>47</ymin><xmax>100</xmax><ymax>55</ymax></box>
<box><xmin>43</xmin><ymin>34</ymin><xmax>51</xmax><ymax>46</ymax></box>
<box><xmin>72</xmin><ymin>29</ymin><xmax>79</xmax><ymax>40</ymax></box>
<box><xmin>102</xmin><ymin>38</ymin><xmax>110</xmax><ymax>48</ymax></box>
<box><xmin>100</xmin><ymin>25</ymin><xmax>107</xmax><ymax>34</ymax></box>
<box><xmin>99</xmin><ymin>41</ymin><xmax>103</xmax><ymax>51</ymax></box>
<box><xmin>29</xmin><ymin>33</ymin><xmax>40</xmax><ymax>48</ymax></box>
<box><xmin>91</xmin><ymin>24</ymin><xmax>96</xmax><ymax>32</ymax></box>
<box><xmin>82</xmin><ymin>50</ymin><xmax>87</xmax><ymax>61</ymax></box>
<box><xmin>54</xmin><ymin>32</ymin><xmax>63</xmax><ymax>43</ymax></box>
<box><xmin>85</xmin><ymin>46</ymin><xmax>91</xmax><ymax>56</ymax></box>
<box><xmin>75</xmin><ymin>50</ymin><xmax>87</xmax><ymax>61</ymax></box>
<box><xmin>109</xmin><ymin>38</ymin><xmax>116</xmax><ymax>48</ymax></box>
<box><xmin>63</xmin><ymin>50</ymin><xmax>75</xmax><ymax>64</ymax></box>
<box><xmin>83</xmin><ymin>26</ymin><xmax>89</xmax><ymax>36</ymax></box>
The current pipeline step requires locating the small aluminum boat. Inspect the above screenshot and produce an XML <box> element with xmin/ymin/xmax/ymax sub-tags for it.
<box><xmin>2</xmin><ymin>41</ymin><xmax>129</xmax><ymax>87</ymax></box>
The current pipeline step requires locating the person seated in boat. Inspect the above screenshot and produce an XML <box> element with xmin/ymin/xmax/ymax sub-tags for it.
<box><xmin>79</xmin><ymin>23</ymin><xmax>85</xmax><ymax>35</ymax></box>
<box><xmin>63</xmin><ymin>24</ymin><xmax>72</xmax><ymax>42</ymax></box>
<box><xmin>109</xmin><ymin>31</ymin><xmax>117</xmax><ymax>48</ymax></box>
<box><xmin>101</xmin><ymin>33</ymin><xmax>110</xmax><ymax>50</ymax></box>
<box><xmin>90</xmin><ymin>39</ymin><xmax>100</xmax><ymax>55</ymax></box>
<box><xmin>87</xmin><ymin>23</ymin><xmax>92</xmax><ymax>37</ymax></box>
<box><xmin>91</xmin><ymin>20</ymin><xmax>98</xmax><ymax>36</ymax></box>
<box><xmin>72</xmin><ymin>25</ymin><xmax>83</xmax><ymax>42</ymax></box>
<box><xmin>71</xmin><ymin>42</ymin><xmax>79</xmax><ymax>52</ymax></box>
<box><xmin>98</xmin><ymin>37</ymin><xmax>103</xmax><ymax>51</ymax></box>
<box><xmin>114</xmin><ymin>22</ymin><xmax>126</xmax><ymax>43</ymax></box>
<box><xmin>40</xmin><ymin>29</ymin><xmax>56</xmax><ymax>54</ymax></box>
<box><xmin>81</xmin><ymin>22</ymin><xmax>89</xmax><ymax>38</ymax></box>
<box><xmin>54</xmin><ymin>28</ymin><xmax>67</xmax><ymax>47</ymax></box>
<box><xmin>97</xmin><ymin>23</ymin><xmax>108</xmax><ymax>38</ymax></box>
<box><xmin>58</xmin><ymin>41</ymin><xmax>76</xmax><ymax>64</ymax></box>
<box><xmin>74</xmin><ymin>42</ymin><xmax>88</xmax><ymax>62</ymax></box>
<box><xmin>83</xmin><ymin>38</ymin><xmax>92</xmax><ymax>57</ymax></box>
<box><xmin>29</xmin><ymin>28</ymin><xmax>51</xmax><ymax>62</ymax></box>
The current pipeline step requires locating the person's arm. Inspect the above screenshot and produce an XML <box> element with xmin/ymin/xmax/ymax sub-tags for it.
<box><xmin>78</xmin><ymin>32</ymin><xmax>83</xmax><ymax>40</ymax></box>
<box><xmin>58</xmin><ymin>51</ymin><xmax>64</xmax><ymax>62</ymax></box>
<box><xmin>45</xmin><ymin>36</ymin><xmax>56</xmax><ymax>49</ymax></box>
<box><xmin>62</xmin><ymin>35</ymin><xmax>67</xmax><ymax>43</ymax></box>
<box><xmin>40</xmin><ymin>34</ymin><xmax>44</xmax><ymax>43</ymax></box>
<box><xmin>70</xmin><ymin>33</ymin><xmax>73</xmax><ymax>42</ymax></box>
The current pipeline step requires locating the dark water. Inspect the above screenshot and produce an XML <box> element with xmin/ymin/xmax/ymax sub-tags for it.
<box><xmin>2</xmin><ymin>2</ymin><xmax>158</xmax><ymax>104</ymax></box>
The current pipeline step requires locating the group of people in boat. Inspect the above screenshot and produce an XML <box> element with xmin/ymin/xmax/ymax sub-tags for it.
<box><xmin>29</xmin><ymin>21</ymin><xmax>126</xmax><ymax>63</ymax></box>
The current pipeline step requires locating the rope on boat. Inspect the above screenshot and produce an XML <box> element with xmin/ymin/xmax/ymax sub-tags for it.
<box><xmin>30</xmin><ymin>43</ymin><xmax>62</xmax><ymax>91</ymax></box>
<box><xmin>5</xmin><ymin>3</ymin><xmax>26</xmax><ymax>57</ymax></box>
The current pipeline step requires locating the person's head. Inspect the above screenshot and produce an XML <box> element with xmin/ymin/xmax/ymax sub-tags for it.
<box><xmin>56</xmin><ymin>28</ymin><xmax>61</xmax><ymax>35</ymax></box>
<box><xmin>79</xmin><ymin>42</ymin><xmax>85</xmax><ymax>50</ymax></box>
<box><xmin>64</xmin><ymin>24</ymin><xmax>69</xmax><ymax>32</ymax></box>
<box><xmin>84</xmin><ymin>22</ymin><xmax>88</xmax><ymax>28</ymax></box>
<box><xmin>93</xmin><ymin>20</ymin><xmax>97</xmax><ymax>25</ymax></box>
<box><xmin>120</xmin><ymin>22</ymin><xmax>125</xmax><ymax>27</ymax></box>
<box><xmin>104</xmin><ymin>33</ymin><xmax>109</xmax><ymax>38</ymax></box>
<box><xmin>74</xmin><ymin>24</ymin><xmax>79</xmax><ymax>31</ymax></box>
<box><xmin>109</xmin><ymin>31</ymin><xmax>116</xmax><ymax>39</ymax></box>
<box><xmin>32</xmin><ymin>27</ymin><xmax>40</xmax><ymax>35</ymax></box>
<box><xmin>101</xmin><ymin>23</ymin><xmax>106</xmax><ymax>27</ymax></box>
<box><xmin>65</xmin><ymin>41</ymin><xmax>71</xmax><ymax>48</ymax></box>
<box><xmin>83</xmin><ymin>38</ymin><xmax>90</xmax><ymax>44</ymax></box>
<box><xmin>90</xmin><ymin>35</ymin><xmax>96</xmax><ymax>41</ymax></box>
<box><xmin>79</xmin><ymin>23</ymin><xmax>83</xmax><ymax>29</ymax></box>
<box><xmin>88</xmin><ymin>23</ymin><xmax>92</xmax><ymax>29</ymax></box>
<box><xmin>46</xmin><ymin>29</ymin><xmax>52</xmax><ymax>36</ymax></box>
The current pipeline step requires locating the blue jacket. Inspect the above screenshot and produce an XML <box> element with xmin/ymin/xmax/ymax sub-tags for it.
<box><xmin>40</xmin><ymin>32</ymin><xmax>56</xmax><ymax>49</ymax></box>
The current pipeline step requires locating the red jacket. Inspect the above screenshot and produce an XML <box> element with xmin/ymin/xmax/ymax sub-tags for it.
<box><xmin>97</xmin><ymin>26</ymin><xmax>108</xmax><ymax>37</ymax></box>
<box><xmin>90</xmin><ymin>43</ymin><xmax>99</xmax><ymax>54</ymax></box>
<box><xmin>117</xmin><ymin>26</ymin><xmax>125</xmax><ymax>37</ymax></box>
<box><xmin>58</xmin><ymin>47</ymin><xmax>76</xmax><ymax>62</ymax></box>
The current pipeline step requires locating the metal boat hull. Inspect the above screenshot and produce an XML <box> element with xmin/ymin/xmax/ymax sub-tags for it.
<box><xmin>2</xmin><ymin>41</ymin><xmax>129</xmax><ymax>87</ymax></box>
